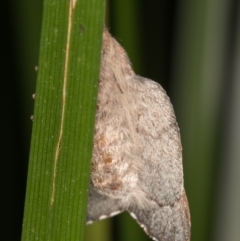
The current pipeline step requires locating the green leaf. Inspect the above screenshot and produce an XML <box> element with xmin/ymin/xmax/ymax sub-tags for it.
<box><xmin>21</xmin><ymin>1</ymin><xmax>106</xmax><ymax>241</ymax></box>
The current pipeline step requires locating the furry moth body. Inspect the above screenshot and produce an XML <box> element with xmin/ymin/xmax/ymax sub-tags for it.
<box><xmin>87</xmin><ymin>29</ymin><xmax>191</xmax><ymax>241</ymax></box>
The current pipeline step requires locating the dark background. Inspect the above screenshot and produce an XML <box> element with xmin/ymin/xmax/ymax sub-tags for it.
<box><xmin>1</xmin><ymin>0</ymin><xmax>240</xmax><ymax>241</ymax></box>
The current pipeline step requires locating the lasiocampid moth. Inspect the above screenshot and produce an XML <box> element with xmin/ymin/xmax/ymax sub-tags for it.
<box><xmin>87</xmin><ymin>28</ymin><xmax>191</xmax><ymax>241</ymax></box>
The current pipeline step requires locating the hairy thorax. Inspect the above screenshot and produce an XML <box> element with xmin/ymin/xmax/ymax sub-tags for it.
<box><xmin>91</xmin><ymin>84</ymin><xmax>139</xmax><ymax>202</ymax></box>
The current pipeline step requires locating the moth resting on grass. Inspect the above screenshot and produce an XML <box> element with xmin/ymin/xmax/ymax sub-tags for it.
<box><xmin>86</xmin><ymin>28</ymin><xmax>191</xmax><ymax>241</ymax></box>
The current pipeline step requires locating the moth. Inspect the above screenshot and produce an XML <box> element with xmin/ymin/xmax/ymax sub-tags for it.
<box><xmin>86</xmin><ymin>28</ymin><xmax>191</xmax><ymax>241</ymax></box>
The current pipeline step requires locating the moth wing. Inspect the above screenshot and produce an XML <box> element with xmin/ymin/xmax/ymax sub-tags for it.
<box><xmin>127</xmin><ymin>76</ymin><xmax>190</xmax><ymax>240</ymax></box>
<box><xmin>86</xmin><ymin>185</ymin><xmax>124</xmax><ymax>223</ymax></box>
<box><xmin>129</xmin><ymin>75</ymin><xmax>184</xmax><ymax>206</ymax></box>
<box><xmin>128</xmin><ymin>191</ymin><xmax>190</xmax><ymax>241</ymax></box>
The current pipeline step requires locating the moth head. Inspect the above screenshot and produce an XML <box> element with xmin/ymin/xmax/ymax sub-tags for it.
<box><xmin>101</xmin><ymin>28</ymin><xmax>134</xmax><ymax>77</ymax></box>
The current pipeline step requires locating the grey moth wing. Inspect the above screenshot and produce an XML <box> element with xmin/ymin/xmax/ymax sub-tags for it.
<box><xmin>126</xmin><ymin>75</ymin><xmax>191</xmax><ymax>241</ymax></box>
<box><xmin>86</xmin><ymin>185</ymin><xmax>124</xmax><ymax>223</ymax></box>
<box><xmin>127</xmin><ymin>191</ymin><xmax>190</xmax><ymax>241</ymax></box>
<box><xmin>130</xmin><ymin>75</ymin><xmax>184</xmax><ymax>206</ymax></box>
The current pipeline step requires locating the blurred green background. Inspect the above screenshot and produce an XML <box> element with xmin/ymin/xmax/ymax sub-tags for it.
<box><xmin>1</xmin><ymin>0</ymin><xmax>240</xmax><ymax>241</ymax></box>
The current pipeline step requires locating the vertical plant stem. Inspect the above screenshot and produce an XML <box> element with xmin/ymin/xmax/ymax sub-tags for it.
<box><xmin>21</xmin><ymin>0</ymin><xmax>106</xmax><ymax>241</ymax></box>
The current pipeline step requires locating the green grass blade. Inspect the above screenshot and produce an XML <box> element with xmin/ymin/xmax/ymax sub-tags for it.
<box><xmin>21</xmin><ymin>0</ymin><xmax>106</xmax><ymax>240</ymax></box>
